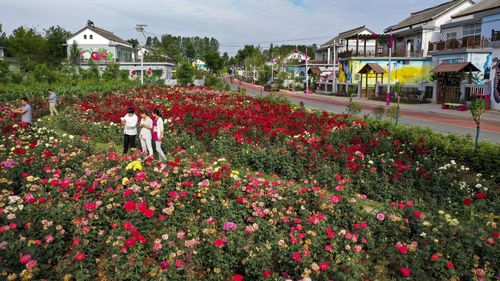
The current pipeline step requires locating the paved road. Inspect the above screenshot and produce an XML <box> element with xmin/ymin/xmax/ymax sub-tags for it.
<box><xmin>229</xmin><ymin>82</ymin><xmax>500</xmax><ymax>144</ymax></box>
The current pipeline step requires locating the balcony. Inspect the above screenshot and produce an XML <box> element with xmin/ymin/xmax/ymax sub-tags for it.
<box><xmin>338</xmin><ymin>49</ymin><xmax>423</xmax><ymax>59</ymax></box>
<box><xmin>428</xmin><ymin>36</ymin><xmax>492</xmax><ymax>52</ymax></box>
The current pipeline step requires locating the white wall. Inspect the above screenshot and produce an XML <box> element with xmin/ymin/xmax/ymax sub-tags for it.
<box><xmin>66</xmin><ymin>28</ymin><xmax>110</xmax><ymax>46</ymax></box>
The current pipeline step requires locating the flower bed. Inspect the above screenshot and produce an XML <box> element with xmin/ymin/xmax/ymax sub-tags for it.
<box><xmin>0</xmin><ymin>86</ymin><xmax>498</xmax><ymax>280</ymax></box>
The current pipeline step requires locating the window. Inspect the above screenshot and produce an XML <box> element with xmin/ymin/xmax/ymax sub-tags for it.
<box><xmin>83</xmin><ymin>35</ymin><xmax>87</xmax><ymax>39</ymax></box>
<box><xmin>90</xmin><ymin>35</ymin><xmax>93</xmax><ymax>40</ymax></box>
<box><xmin>447</xmin><ymin>32</ymin><xmax>457</xmax><ymax>40</ymax></box>
<box><xmin>463</xmin><ymin>24</ymin><xmax>481</xmax><ymax>36</ymax></box>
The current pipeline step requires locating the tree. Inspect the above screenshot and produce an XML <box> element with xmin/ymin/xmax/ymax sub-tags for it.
<box><xmin>44</xmin><ymin>25</ymin><xmax>71</xmax><ymax>68</ymax></box>
<box><xmin>0</xmin><ymin>23</ymin><xmax>6</xmax><ymax>48</ymax></box>
<box><xmin>470</xmin><ymin>98</ymin><xmax>486</xmax><ymax>151</ymax></box>
<box><xmin>6</xmin><ymin>27</ymin><xmax>47</xmax><ymax>71</ymax></box>
<box><xmin>176</xmin><ymin>61</ymin><xmax>195</xmax><ymax>85</ymax></box>
<box><xmin>102</xmin><ymin>62</ymin><xmax>120</xmax><ymax>80</ymax></box>
<box><xmin>204</xmin><ymin>52</ymin><xmax>224</xmax><ymax>74</ymax></box>
<box><xmin>68</xmin><ymin>41</ymin><xmax>80</xmax><ymax>65</ymax></box>
<box><xmin>0</xmin><ymin>60</ymin><xmax>11</xmax><ymax>83</ymax></box>
<box><xmin>127</xmin><ymin>39</ymin><xmax>139</xmax><ymax>49</ymax></box>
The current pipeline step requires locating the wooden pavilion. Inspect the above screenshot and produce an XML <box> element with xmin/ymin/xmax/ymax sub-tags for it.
<box><xmin>357</xmin><ymin>63</ymin><xmax>386</xmax><ymax>98</ymax></box>
<box><xmin>431</xmin><ymin>62</ymin><xmax>480</xmax><ymax>104</ymax></box>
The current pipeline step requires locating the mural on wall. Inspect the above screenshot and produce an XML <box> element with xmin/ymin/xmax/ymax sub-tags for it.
<box><xmin>339</xmin><ymin>59</ymin><xmax>431</xmax><ymax>85</ymax></box>
<box><xmin>79</xmin><ymin>48</ymin><xmax>113</xmax><ymax>60</ymax></box>
<box><xmin>492</xmin><ymin>57</ymin><xmax>500</xmax><ymax>105</ymax></box>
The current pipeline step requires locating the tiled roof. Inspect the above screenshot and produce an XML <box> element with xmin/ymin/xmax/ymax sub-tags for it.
<box><xmin>452</xmin><ymin>0</ymin><xmax>500</xmax><ymax>18</ymax></box>
<box><xmin>392</xmin><ymin>0</ymin><xmax>470</xmax><ymax>31</ymax></box>
<box><xmin>321</xmin><ymin>25</ymin><xmax>374</xmax><ymax>47</ymax></box>
<box><xmin>70</xmin><ymin>25</ymin><xmax>132</xmax><ymax>47</ymax></box>
<box><xmin>431</xmin><ymin>62</ymin><xmax>480</xmax><ymax>73</ymax></box>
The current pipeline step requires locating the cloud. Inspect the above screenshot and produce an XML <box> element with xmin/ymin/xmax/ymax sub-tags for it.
<box><xmin>0</xmin><ymin>0</ymin><xmax>445</xmax><ymax>55</ymax></box>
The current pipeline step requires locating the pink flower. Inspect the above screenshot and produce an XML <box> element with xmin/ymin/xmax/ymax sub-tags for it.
<box><xmin>26</xmin><ymin>259</ymin><xmax>37</xmax><ymax>269</ymax></box>
<box><xmin>19</xmin><ymin>254</ymin><xmax>31</xmax><ymax>264</ymax></box>
<box><xmin>291</xmin><ymin>252</ymin><xmax>302</xmax><ymax>262</ymax></box>
<box><xmin>324</xmin><ymin>244</ymin><xmax>333</xmax><ymax>252</ymax></box>
<box><xmin>223</xmin><ymin>221</ymin><xmax>238</xmax><ymax>231</ymax></box>
<box><xmin>376</xmin><ymin>213</ymin><xmax>385</xmax><ymax>221</ymax></box>
<box><xmin>400</xmin><ymin>267</ymin><xmax>411</xmax><ymax>277</ymax></box>
<box><xmin>44</xmin><ymin>234</ymin><xmax>54</xmax><ymax>243</ymax></box>
<box><xmin>353</xmin><ymin>245</ymin><xmax>362</xmax><ymax>253</ymax></box>
<box><xmin>319</xmin><ymin>261</ymin><xmax>329</xmax><ymax>271</ymax></box>
<box><xmin>175</xmin><ymin>260</ymin><xmax>184</xmax><ymax>267</ymax></box>
<box><xmin>74</xmin><ymin>252</ymin><xmax>86</xmax><ymax>261</ymax></box>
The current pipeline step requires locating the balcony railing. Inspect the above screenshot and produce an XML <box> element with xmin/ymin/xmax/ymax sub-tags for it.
<box><xmin>338</xmin><ymin>49</ymin><xmax>423</xmax><ymax>59</ymax></box>
<box><xmin>428</xmin><ymin>36</ymin><xmax>491</xmax><ymax>52</ymax></box>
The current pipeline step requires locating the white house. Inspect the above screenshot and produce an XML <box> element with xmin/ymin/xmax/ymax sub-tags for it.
<box><xmin>450</xmin><ymin>0</ymin><xmax>500</xmax><ymax>110</ymax></box>
<box><xmin>0</xmin><ymin>46</ymin><xmax>4</xmax><ymax>60</ymax></box>
<box><xmin>66</xmin><ymin>20</ymin><xmax>135</xmax><ymax>62</ymax></box>
<box><xmin>66</xmin><ymin>21</ymin><xmax>175</xmax><ymax>81</ymax></box>
<box><xmin>282</xmin><ymin>50</ymin><xmax>307</xmax><ymax>64</ymax></box>
<box><xmin>387</xmin><ymin>0</ymin><xmax>475</xmax><ymax>58</ymax></box>
<box><xmin>316</xmin><ymin>25</ymin><xmax>377</xmax><ymax>64</ymax></box>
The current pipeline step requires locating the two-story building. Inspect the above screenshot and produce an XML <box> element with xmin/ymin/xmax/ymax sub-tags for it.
<box><xmin>447</xmin><ymin>0</ymin><xmax>500</xmax><ymax>110</ymax></box>
<box><xmin>66</xmin><ymin>21</ymin><xmax>174</xmax><ymax>81</ymax></box>
<box><xmin>332</xmin><ymin>0</ymin><xmax>477</xmax><ymax>100</ymax></box>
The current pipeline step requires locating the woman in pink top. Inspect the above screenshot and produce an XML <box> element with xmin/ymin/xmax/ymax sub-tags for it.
<box><xmin>151</xmin><ymin>109</ymin><xmax>167</xmax><ymax>162</ymax></box>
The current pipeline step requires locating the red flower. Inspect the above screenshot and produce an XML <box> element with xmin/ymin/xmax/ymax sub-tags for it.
<box><xmin>447</xmin><ymin>262</ymin><xmax>455</xmax><ymax>269</ymax></box>
<box><xmin>431</xmin><ymin>253</ymin><xmax>441</xmax><ymax>261</ymax></box>
<box><xmin>319</xmin><ymin>261</ymin><xmax>329</xmax><ymax>271</ymax></box>
<box><xmin>160</xmin><ymin>260</ymin><xmax>169</xmax><ymax>270</ymax></box>
<box><xmin>400</xmin><ymin>267</ymin><xmax>411</xmax><ymax>277</ymax></box>
<box><xmin>124</xmin><ymin>201</ymin><xmax>135</xmax><ymax>212</ymax></box>
<box><xmin>413</xmin><ymin>211</ymin><xmax>423</xmax><ymax>220</ymax></box>
<box><xmin>74</xmin><ymin>252</ymin><xmax>86</xmax><ymax>261</ymax></box>
<box><xmin>233</xmin><ymin>274</ymin><xmax>244</xmax><ymax>281</ymax></box>
<box><xmin>262</xmin><ymin>270</ymin><xmax>272</xmax><ymax>278</ymax></box>
<box><xmin>463</xmin><ymin>198</ymin><xmax>473</xmax><ymax>205</ymax></box>
<box><xmin>175</xmin><ymin>260</ymin><xmax>184</xmax><ymax>267</ymax></box>
<box><xmin>474</xmin><ymin>192</ymin><xmax>488</xmax><ymax>199</ymax></box>
<box><xmin>291</xmin><ymin>252</ymin><xmax>302</xmax><ymax>262</ymax></box>
<box><xmin>213</xmin><ymin>239</ymin><xmax>225</xmax><ymax>247</ymax></box>
<box><xmin>125</xmin><ymin>238</ymin><xmax>137</xmax><ymax>247</ymax></box>
<box><xmin>397</xmin><ymin>245</ymin><xmax>408</xmax><ymax>255</ymax></box>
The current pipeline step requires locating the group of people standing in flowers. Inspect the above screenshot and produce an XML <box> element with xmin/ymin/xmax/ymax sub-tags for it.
<box><xmin>121</xmin><ymin>107</ymin><xmax>167</xmax><ymax>161</ymax></box>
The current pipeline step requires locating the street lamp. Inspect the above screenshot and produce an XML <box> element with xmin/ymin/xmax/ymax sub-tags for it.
<box><xmin>386</xmin><ymin>31</ymin><xmax>393</xmax><ymax>106</ymax></box>
<box><xmin>135</xmin><ymin>24</ymin><xmax>147</xmax><ymax>85</ymax></box>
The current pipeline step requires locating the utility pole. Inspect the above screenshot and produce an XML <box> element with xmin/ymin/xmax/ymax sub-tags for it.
<box><xmin>253</xmin><ymin>58</ymin><xmax>256</xmax><ymax>84</ymax></box>
<box><xmin>135</xmin><ymin>24</ymin><xmax>147</xmax><ymax>85</ymax></box>
<box><xmin>333</xmin><ymin>40</ymin><xmax>337</xmax><ymax>94</ymax></box>
<box><xmin>387</xmin><ymin>31</ymin><xmax>393</xmax><ymax>106</ymax></box>
<box><xmin>305</xmin><ymin>49</ymin><xmax>309</xmax><ymax>94</ymax></box>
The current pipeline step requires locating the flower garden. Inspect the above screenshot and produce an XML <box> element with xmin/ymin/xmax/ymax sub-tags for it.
<box><xmin>0</xmin><ymin>86</ymin><xmax>498</xmax><ymax>280</ymax></box>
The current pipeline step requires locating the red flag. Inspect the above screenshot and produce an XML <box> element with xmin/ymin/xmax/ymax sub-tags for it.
<box><xmin>305</xmin><ymin>49</ymin><xmax>308</xmax><ymax>60</ymax></box>
<box><xmin>389</xmin><ymin>34</ymin><xmax>393</xmax><ymax>49</ymax></box>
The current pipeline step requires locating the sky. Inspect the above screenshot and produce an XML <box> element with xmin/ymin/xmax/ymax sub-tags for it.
<box><xmin>0</xmin><ymin>0</ymin><xmax>449</xmax><ymax>56</ymax></box>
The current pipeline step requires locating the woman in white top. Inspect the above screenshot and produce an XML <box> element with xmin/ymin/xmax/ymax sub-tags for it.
<box><xmin>151</xmin><ymin>109</ymin><xmax>167</xmax><ymax>162</ymax></box>
<box><xmin>138</xmin><ymin>110</ymin><xmax>154</xmax><ymax>157</ymax></box>
<box><xmin>120</xmin><ymin>107</ymin><xmax>138</xmax><ymax>154</ymax></box>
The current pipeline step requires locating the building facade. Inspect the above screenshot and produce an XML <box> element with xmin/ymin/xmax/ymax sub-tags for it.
<box><xmin>66</xmin><ymin>21</ymin><xmax>174</xmax><ymax>81</ymax></box>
